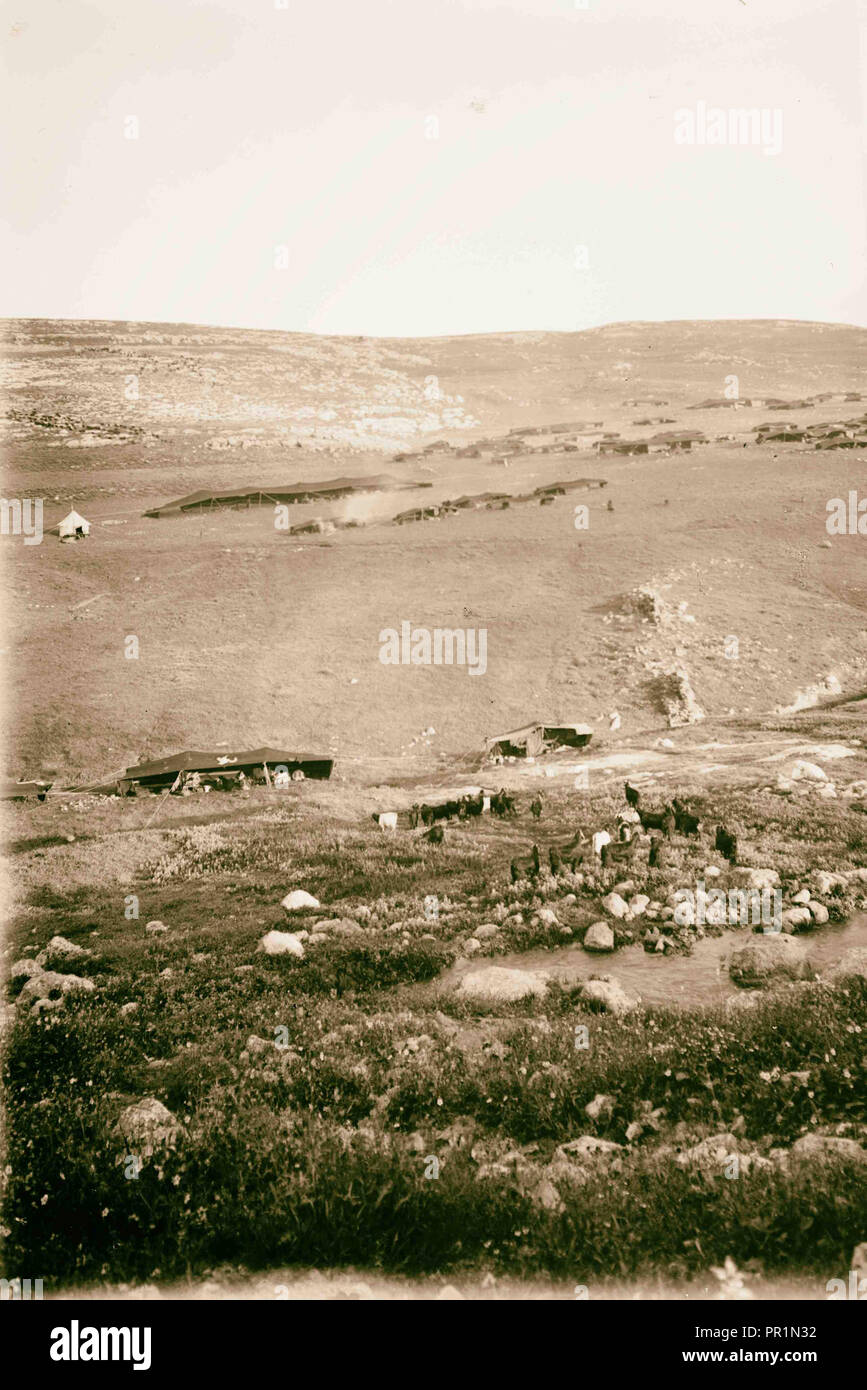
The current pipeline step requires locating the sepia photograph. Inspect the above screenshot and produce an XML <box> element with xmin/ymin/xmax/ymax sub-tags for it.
<box><xmin>1</xmin><ymin>0</ymin><xmax>866</xmax><ymax>1354</ymax></box>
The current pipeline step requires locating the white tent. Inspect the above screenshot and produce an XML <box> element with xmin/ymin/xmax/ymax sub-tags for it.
<box><xmin>58</xmin><ymin>509</ymin><xmax>90</xmax><ymax>541</ymax></box>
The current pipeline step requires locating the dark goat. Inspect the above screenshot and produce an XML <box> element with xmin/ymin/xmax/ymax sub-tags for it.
<box><xmin>548</xmin><ymin>845</ymin><xmax>562</xmax><ymax>875</ymax></box>
<box><xmin>625</xmin><ymin>781</ymin><xmax>641</xmax><ymax>808</ymax></box>
<box><xmin>672</xmin><ymin>804</ymin><xmax>701</xmax><ymax>837</ymax></box>
<box><xmin>648</xmin><ymin>836</ymin><xmax>669</xmax><ymax>869</ymax></box>
<box><xmin>491</xmin><ymin>788</ymin><xmax>517</xmax><ymax>817</ymax></box>
<box><xmin>426</xmin><ymin>825</ymin><xmax>445</xmax><ymax>845</ymax></box>
<box><xmin>601</xmin><ymin>837</ymin><xmax>638</xmax><ymax>869</ymax></box>
<box><xmin>530</xmin><ymin>796</ymin><xmax>543</xmax><ymax>820</ymax></box>
<box><xmin>715</xmin><ymin>825</ymin><xmax>739</xmax><ymax>863</ymax></box>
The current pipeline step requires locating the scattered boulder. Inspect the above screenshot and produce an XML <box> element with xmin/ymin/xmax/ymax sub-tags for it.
<box><xmin>675</xmin><ymin>1132</ymin><xmax>740</xmax><ymax>1173</ymax></box>
<box><xmin>10</xmin><ymin>959</ymin><xmax>42</xmax><ymax>982</ymax></box>
<box><xmin>17</xmin><ymin>971</ymin><xmax>95</xmax><ymax>1007</ymax></box>
<box><xmin>808</xmin><ymin>902</ymin><xmax>829</xmax><ymax>925</ymax></box>
<box><xmin>789</xmin><ymin>760</ymin><xmax>828</xmax><ymax>782</ymax></box>
<box><xmin>559</xmin><ymin>1135</ymin><xmax>622</xmax><ymax>1161</ymax></box>
<box><xmin>318</xmin><ymin>918</ymin><xmax>364</xmax><ymax>936</ymax></box>
<box><xmin>280</xmin><ymin>890</ymin><xmax>320</xmax><ymax>912</ymax></box>
<box><xmin>475</xmin><ymin>924</ymin><xmax>499</xmax><ymax>940</ymax></box>
<box><xmin>813</xmin><ymin>871</ymin><xmax>845</xmax><ymax>895</ymax></box>
<box><xmin>600</xmin><ymin>892</ymin><xmax>629</xmax><ymax>919</ymax></box>
<box><xmin>729</xmin><ymin>934</ymin><xmax>812</xmax><ymax>988</ymax></box>
<box><xmin>145</xmin><ymin>921</ymin><xmax>168</xmax><ymax>935</ymax></box>
<box><xmin>583</xmin><ymin>921</ymin><xmax>615</xmax><ymax>952</ymax></box>
<box><xmin>782</xmin><ymin>907</ymin><xmax>813</xmax><ymax>930</ymax></box>
<box><xmin>730</xmin><ymin>868</ymin><xmax>779</xmax><ymax>891</ymax></box>
<box><xmin>35</xmin><ymin>936</ymin><xmax>91</xmax><ymax>967</ymax></box>
<box><xmin>257</xmin><ymin>931</ymin><xmax>305</xmax><ymax>959</ymax></box>
<box><xmin>585</xmin><ymin>1093</ymin><xmax>616</xmax><ymax>1124</ymax></box>
<box><xmin>117</xmin><ymin>1097</ymin><xmax>181</xmax><ymax>1155</ymax></box>
<box><xmin>455</xmin><ymin>966</ymin><xmax>548</xmax><ymax>1004</ymax></box>
<box><xmin>579</xmin><ymin>975</ymin><xmax>641</xmax><ymax>1015</ymax></box>
<box><xmin>789</xmin><ymin>1134</ymin><xmax>867</xmax><ymax>1167</ymax></box>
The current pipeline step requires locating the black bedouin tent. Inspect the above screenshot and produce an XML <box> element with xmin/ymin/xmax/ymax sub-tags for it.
<box><xmin>144</xmin><ymin>475</ymin><xmax>429</xmax><ymax>517</ymax></box>
<box><xmin>123</xmin><ymin>747</ymin><xmax>333</xmax><ymax>788</ymax></box>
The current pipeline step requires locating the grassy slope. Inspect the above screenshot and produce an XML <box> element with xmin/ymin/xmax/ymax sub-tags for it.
<box><xmin>3</xmin><ymin>769</ymin><xmax>867</xmax><ymax>1287</ymax></box>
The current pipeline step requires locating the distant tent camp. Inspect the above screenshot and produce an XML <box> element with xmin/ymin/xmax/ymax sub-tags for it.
<box><xmin>122</xmin><ymin>746</ymin><xmax>333</xmax><ymax>789</ymax></box>
<box><xmin>485</xmin><ymin>723</ymin><xmax>593</xmax><ymax>759</ymax></box>
<box><xmin>58</xmin><ymin>509</ymin><xmax>90</xmax><ymax>541</ymax></box>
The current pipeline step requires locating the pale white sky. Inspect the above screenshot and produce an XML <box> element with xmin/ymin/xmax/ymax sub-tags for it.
<box><xmin>2</xmin><ymin>0</ymin><xmax>865</xmax><ymax>335</ymax></box>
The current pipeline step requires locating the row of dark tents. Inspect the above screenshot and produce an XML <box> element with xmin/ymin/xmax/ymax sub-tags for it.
<box><xmin>1</xmin><ymin>747</ymin><xmax>334</xmax><ymax>800</ymax></box>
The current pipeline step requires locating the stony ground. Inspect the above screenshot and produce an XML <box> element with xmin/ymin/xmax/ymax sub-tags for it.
<box><xmin>3</xmin><ymin>720</ymin><xmax>867</xmax><ymax>1295</ymax></box>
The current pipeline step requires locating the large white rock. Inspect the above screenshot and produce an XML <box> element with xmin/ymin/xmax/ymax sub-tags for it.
<box><xmin>280</xmin><ymin>890</ymin><xmax>320</xmax><ymax>912</ymax></box>
<box><xmin>782</xmin><ymin>906</ymin><xmax>813</xmax><ymax>930</ymax></box>
<box><xmin>455</xmin><ymin>966</ymin><xmax>548</xmax><ymax>1004</ymax></box>
<box><xmin>600</xmin><ymin>892</ymin><xmax>629</xmax><ymax>919</ymax></box>
<box><xmin>789</xmin><ymin>760</ymin><xmax>828</xmax><ymax>782</ymax></box>
<box><xmin>583</xmin><ymin>921</ymin><xmax>615</xmax><ymax>952</ymax></box>
<box><xmin>729</xmin><ymin>934</ymin><xmax>812</xmax><ymax>987</ymax></box>
<box><xmin>258</xmin><ymin>931</ymin><xmax>305</xmax><ymax>958</ymax></box>
<box><xmin>808</xmin><ymin>901</ymin><xmax>829</xmax><ymax>925</ymax></box>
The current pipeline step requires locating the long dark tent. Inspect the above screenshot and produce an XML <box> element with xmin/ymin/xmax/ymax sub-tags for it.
<box><xmin>144</xmin><ymin>476</ymin><xmax>429</xmax><ymax>517</ymax></box>
<box><xmin>124</xmin><ymin>747</ymin><xmax>333</xmax><ymax>786</ymax></box>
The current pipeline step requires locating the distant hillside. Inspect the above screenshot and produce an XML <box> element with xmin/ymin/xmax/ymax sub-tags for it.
<box><xmin>3</xmin><ymin>317</ymin><xmax>866</xmax><ymax>452</ymax></box>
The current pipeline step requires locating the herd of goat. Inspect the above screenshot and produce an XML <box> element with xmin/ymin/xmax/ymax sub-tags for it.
<box><xmin>375</xmin><ymin>779</ymin><xmax>738</xmax><ymax>878</ymax></box>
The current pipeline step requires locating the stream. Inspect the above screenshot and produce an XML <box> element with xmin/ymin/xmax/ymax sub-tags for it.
<box><xmin>446</xmin><ymin>913</ymin><xmax>867</xmax><ymax>1008</ymax></box>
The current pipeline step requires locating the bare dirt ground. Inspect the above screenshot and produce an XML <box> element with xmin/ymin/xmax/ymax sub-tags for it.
<box><xmin>3</xmin><ymin>317</ymin><xmax>867</xmax><ymax>785</ymax></box>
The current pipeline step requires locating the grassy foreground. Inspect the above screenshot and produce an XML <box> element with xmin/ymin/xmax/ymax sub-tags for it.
<box><xmin>2</xmin><ymin>778</ymin><xmax>867</xmax><ymax>1290</ymax></box>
